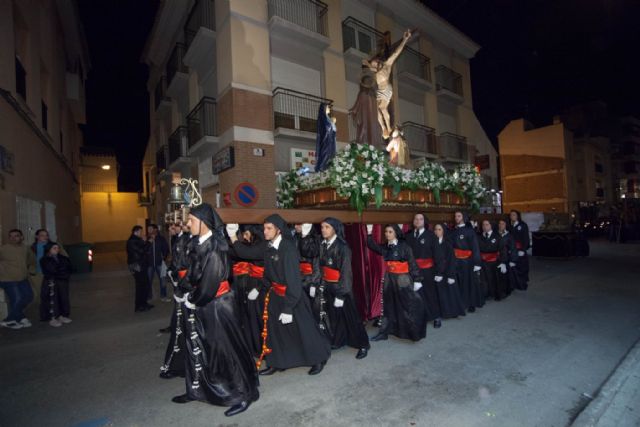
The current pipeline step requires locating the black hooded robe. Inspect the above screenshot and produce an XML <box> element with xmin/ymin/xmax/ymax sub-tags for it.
<box><xmin>449</xmin><ymin>224</ymin><xmax>485</xmax><ymax>310</ymax></box>
<box><xmin>406</xmin><ymin>228</ymin><xmax>441</xmax><ymax>321</ymax></box>
<box><xmin>432</xmin><ymin>236</ymin><xmax>466</xmax><ymax>318</ymax></box>
<box><xmin>509</xmin><ymin>220</ymin><xmax>531</xmax><ymax>290</ymax></box>
<box><xmin>366</xmin><ymin>231</ymin><xmax>427</xmax><ymax>341</ymax></box>
<box><xmin>478</xmin><ymin>231</ymin><xmax>508</xmax><ymax>301</ymax></box>
<box><xmin>498</xmin><ymin>230</ymin><xmax>519</xmax><ymax>294</ymax></box>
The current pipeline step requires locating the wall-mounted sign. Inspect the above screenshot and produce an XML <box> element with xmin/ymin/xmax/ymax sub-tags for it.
<box><xmin>212</xmin><ymin>146</ymin><xmax>234</xmax><ymax>175</ymax></box>
<box><xmin>234</xmin><ymin>182</ymin><xmax>259</xmax><ymax>207</ymax></box>
<box><xmin>291</xmin><ymin>148</ymin><xmax>316</xmax><ymax>171</ymax></box>
<box><xmin>0</xmin><ymin>145</ymin><xmax>15</xmax><ymax>175</ymax></box>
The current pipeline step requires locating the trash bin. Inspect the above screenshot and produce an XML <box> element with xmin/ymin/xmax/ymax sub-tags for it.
<box><xmin>65</xmin><ymin>242</ymin><xmax>94</xmax><ymax>274</ymax></box>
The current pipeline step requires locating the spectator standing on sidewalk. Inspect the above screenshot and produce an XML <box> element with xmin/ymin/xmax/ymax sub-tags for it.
<box><xmin>39</xmin><ymin>242</ymin><xmax>73</xmax><ymax>327</ymax></box>
<box><xmin>30</xmin><ymin>229</ymin><xmax>67</xmax><ymax>301</ymax></box>
<box><xmin>127</xmin><ymin>226</ymin><xmax>153</xmax><ymax>312</ymax></box>
<box><xmin>146</xmin><ymin>224</ymin><xmax>170</xmax><ymax>302</ymax></box>
<box><xmin>0</xmin><ymin>229</ymin><xmax>36</xmax><ymax>329</ymax></box>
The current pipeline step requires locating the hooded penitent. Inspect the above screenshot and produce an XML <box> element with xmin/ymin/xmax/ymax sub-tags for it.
<box><xmin>190</xmin><ymin>203</ymin><xmax>228</xmax><ymax>250</ymax></box>
<box><xmin>322</xmin><ymin>217</ymin><xmax>346</xmax><ymax>243</ymax></box>
<box><xmin>264</xmin><ymin>214</ymin><xmax>293</xmax><ymax>240</ymax></box>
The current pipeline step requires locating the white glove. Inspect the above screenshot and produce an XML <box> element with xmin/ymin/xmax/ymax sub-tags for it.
<box><xmin>334</xmin><ymin>298</ymin><xmax>344</xmax><ymax>308</ymax></box>
<box><xmin>413</xmin><ymin>282</ymin><xmax>422</xmax><ymax>291</ymax></box>
<box><xmin>226</xmin><ymin>223</ymin><xmax>239</xmax><ymax>237</ymax></box>
<box><xmin>248</xmin><ymin>288</ymin><xmax>259</xmax><ymax>300</ymax></box>
<box><xmin>509</xmin><ymin>262</ymin><xmax>516</xmax><ymax>267</ymax></box>
<box><xmin>434</xmin><ymin>276</ymin><xmax>443</xmax><ymax>282</ymax></box>
<box><xmin>173</xmin><ymin>293</ymin><xmax>186</xmax><ymax>303</ymax></box>
<box><xmin>366</xmin><ymin>224</ymin><xmax>373</xmax><ymax>234</ymax></box>
<box><xmin>498</xmin><ymin>263</ymin><xmax>507</xmax><ymax>274</ymax></box>
<box><xmin>279</xmin><ymin>313</ymin><xmax>293</xmax><ymax>324</ymax></box>
<box><xmin>184</xmin><ymin>294</ymin><xmax>196</xmax><ymax>310</ymax></box>
<box><xmin>309</xmin><ymin>286</ymin><xmax>316</xmax><ymax>297</ymax></box>
<box><xmin>447</xmin><ymin>278</ymin><xmax>455</xmax><ymax>285</ymax></box>
<box><xmin>473</xmin><ymin>266</ymin><xmax>482</xmax><ymax>272</ymax></box>
<box><xmin>167</xmin><ymin>270</ymin><xmax>178</xmax><ymax>286</ymax></box>
<box><xmin>518</xmin><ymin>251</ymin><xmax>525</xmax><ymax>257</ymax></box>
<box><xmin>301</xmin><ymin>223</ymin><xmax>312</xmax><ymax>237</ymax></box>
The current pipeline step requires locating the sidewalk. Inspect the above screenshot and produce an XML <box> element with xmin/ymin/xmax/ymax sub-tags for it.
<box><xmin>571</xmin><ymin>338</ymin><xmax>640</xmax><ymax>427</ymax></box>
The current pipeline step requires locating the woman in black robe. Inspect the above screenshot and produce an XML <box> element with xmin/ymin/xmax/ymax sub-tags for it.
<box><xmin>171</xmin><ymin>204</ymin><xmax>259</xmax><ymax>418</ymax></box>
<box><xmin>509</xmin><ymin>210</ymin><xmax>531</xmax><ymax>290</ymax></box>
<box><xmin>366</xmin><ymin>224</ymin><xmax>427</xmax><ymax>342</ymax></box>
<box><xmin>449</xmin><ymin>211</ymin><xmax>484</xmax><ymax>312</ymax></box>
<box><xmin>256</xmin><ymin>214</ymin><xmax>331</xmax><ymax>376</ymax></box>
<box><xmin>498</xmin><ymin>218</ymin><xmax>519</xmax><ymax>296</ymax></box>
<box><xmin>478</xmin><ymin>220</ymin><xmax>509</xmax><ymax>301</ymax></box>
<box><xmin>432</xmin><ymin>223</ymin><xmax>466</xmax><ymax>319</ymax></box>
<box><xmin>319</xmin><ymin>218</ymin><xmax>370</xmax><ymax>359</ymax></box>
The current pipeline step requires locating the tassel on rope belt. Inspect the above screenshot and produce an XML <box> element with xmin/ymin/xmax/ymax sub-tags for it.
<box><xmin>322</xmin><ymin>266</ymin><xmax>340</xmax><ymax>283</ymax></box>
<box><xmin>299</xmin><ymin>262</ymin><xmax>313</xmax><ymax>276</ymax></box>
<box><xmin>386</xmin><ymin>261</ymin><xmax>409</xmax><ymax>274</ymax></box>
<box><xmin>454</xmin><ymin>249</ymin><xmax>473</xmax><ymax>259</ymax></box>
<box><xmin>481</xmin><ymin>252</ymin><xmax>499</xmax><ymax>263</ymax></box>
<box><xmin>232</xmin><ymin>262</ymin><xmax>250</xmax><ymax>276</ymax></box>
<box><xmin>256</xmin><ymin>281</ymin><xmax>287</xmax><ymax>369</ymax></box>
<box><xmin>249</xmin><ymin>263</ymin><xmax>265</xmax><ymax>279</ymax></box>
<box><xmin>415</xmin><ymin>258</ymin><xmax>434</xmax><ymax>269</ymax></box>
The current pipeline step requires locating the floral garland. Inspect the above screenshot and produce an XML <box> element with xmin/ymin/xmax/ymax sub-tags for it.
<box><xmin>277</xmin><ymin>144</ymin><xmax>488</xmax><ymax>212</ymax></box>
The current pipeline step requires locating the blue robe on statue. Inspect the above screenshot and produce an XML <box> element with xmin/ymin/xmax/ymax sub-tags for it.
<box><xmin>315</xmin><ymin>103</ymin><xmax>337</xmax><ymax>172</ymax></box>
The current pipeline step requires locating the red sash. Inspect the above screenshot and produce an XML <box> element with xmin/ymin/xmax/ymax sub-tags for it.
<box><xmin>215</xmin><ymin>280</ymin><xmax>231</xmax><ymax>297</ymax></box>
<box><xmin>232</xmin><ymin>261</ymin><xmax>250</xmax><ymax>276</ymax></box>
<box><xmin>299</xmin><ymin>262</ymin><xmax>313</xmax><ymax>276</ymax></box>
<box><xmin>271</xmin><ymin>282</ymin><xmax>287</xmax><ymax>297</ymax></box>
<box><xmin>515</xmin><ymin>241</ymin><xmax>524</xmax><ymax>250</ymax></box>
<box><xmin>454</xmin><ymin>248</ymin><xmax>472</xmax><ymax>259</ymax></box>
<box><xmin>386</xmin><ymin>261</ymin><xmax>410</xmax><ymax>274</ymax></box>
<box><xmin>249</xmin><ymin>264</ymin><xmax>265</xmax><ymax>279</ymax></box>
<box><xmin>415</xmin><ymin>258</ymin><xmax>434</xmax><ymax>269</ymax></box>
<box><xmin>178</xmin><ymin>269</ymin><xmax>188</xmax><ymax>279</ymax></box>
<box><xmin>481</xmin><ymin>252</ymin><xmax>499</xmax><ymax>263</ymax></box>
<box><xmin>322</xmin><ymin>266</ymin><xmax>341</xmax><ymax>282</ymax></box>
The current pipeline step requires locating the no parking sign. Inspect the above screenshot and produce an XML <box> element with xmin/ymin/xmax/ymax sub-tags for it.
<box><xmin>234</xmin><ymin>182</ymin><xmax>259</xmax><ymax>207</ymax></box>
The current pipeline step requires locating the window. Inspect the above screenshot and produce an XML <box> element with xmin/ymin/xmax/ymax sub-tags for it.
<box><xmin>41</xmin><ymin>100</ymin><xmax>48</xmax><ymax>130</ymax></box>
<box><xmin>15</xmin><ymin>56</ymin><xmax>26</xmax><ymax>99</ymax></box>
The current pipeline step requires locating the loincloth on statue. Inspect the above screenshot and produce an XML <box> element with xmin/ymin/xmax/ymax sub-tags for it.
<box><xmin>376</xmin><ymin>85</ymin><xmax>392</xmax><ymax>103</ymax></box>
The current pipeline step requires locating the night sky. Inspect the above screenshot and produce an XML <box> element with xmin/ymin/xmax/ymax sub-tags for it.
<box><xmin>78</xmin><ymin>0</ymin><xmax>640</xmax><ymax>191</ymax></box>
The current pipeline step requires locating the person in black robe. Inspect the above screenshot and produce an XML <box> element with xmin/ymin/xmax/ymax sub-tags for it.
<box><xmin>449</xmin><ymin>211</ymin><xmax>484</xmax><ymax>312</ymax></box>
<box><xmin>171</xmin><ymin>204</ymin><xmax>259</xmax><ymax>417</ymax></box>
<box><xmin>366</xmin><ymin>224</ymin><xmax>427</xmax><ymax>342</ymax></box>
<box><xmin>509</xmin><ymin>210</ymin><xmax>531</xmax><ymax>290</ymax></box>
<box><xmin>159</xmin><ymin>221</ymin><xmax>192</xmax><ymax>379</ymax></box>
<box><xmin>315</xmin><ymin>103</ymin><xmax>337</xmax><ymax>172</ymax></box>
<box><xmin>498</xmin><ymin>218</ymin><xmax>519</xmax><ymax>295</ymax></box>
<box><xmin>228</xmin><ymin>224</ymin><xmax>266</xmax><ymax>357</ymax></box>
<box><xmin>432</xmin><ymin>223</ymin><xmax>466</xmax><ymax>318</ymax></box>
<box><xmin>238</xmin><ymin>214</ymin><xmax>331</xmax><ymax>376</ymax></box>
<box><xmin>478</xmin><ymin>220</ymin><xmax>509</xmax><ymax>301</ymax></box>
<box><xmin>318</xmin><ymin>218</ymin><xmax>370</xmax><ymax>359</ymax></box>
<box><xmin>405</xmin><ymin>213</ymin><xmax>442</xmax><ymax>328</ymax></box>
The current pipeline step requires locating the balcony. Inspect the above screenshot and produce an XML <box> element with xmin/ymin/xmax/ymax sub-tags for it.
<box><xmin>187</xmin><ymin>97</ymin><xmax>218</xmax><ymax>157</ymax></box>
<box><xmin>341</xmin><ymin>17</ymin><xmax>384</xmax><ymax>82</ymax></box>
<box><xmin>397</xmin><ymin>47</ymin><xmax>433</xmax><ymax>99</ymax></box>
<box><xmin>156</xmin><ymin>145</ymin><xmax>168</xmax><ymax>173</ymax></box>
<box><xmin>168</xmin><ymin>126</ymin><xmax>191</xmax><ymax>170</ymax></box>
<box><xmin>183</xmin><ymin>0</ymin><xmax>216</xmax><ymax>77</ymax></box>
<box><xmin>154</xmin><ymin>76</ymin><xmax>171</xmax><ymax>118</ymax></box>
<box><xmin>273</xmin><ymin>87</ymin><xmax>331</xmax><ymax>140</ymax></box>
<box><xmin>403</xmin><ymin>122</ymin><xmax>438</xmax><ymax>157</ymax></box>
<box><xmin>439</xmin><ymin>132</ymin><xmax>470</xmax><ymax>162</ymax></box>
<box><xmin>268</xmin><ymin>0</ymin><xmax>330</xmax><ymax>67</ymax></box>
<box><xmin>435</xmin><ymin>65</ymin><xmax>463</xmax><ymax>104</ymax></box>
<box><xmin>166</xmin><ymin>44</ymin><xmax>189</xmax><ymax>98</ymax></box>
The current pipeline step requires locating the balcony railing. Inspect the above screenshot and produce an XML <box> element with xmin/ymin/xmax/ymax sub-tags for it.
<box><xmin>185</xmin><ymin>0</ymin><xmax>216</xmax><ymax>50</ymax></box>
<box><xmin>156</xmin><ymin>146</ymin><xmax>167</xmax><ymax>171</ymax></box>
<box><xmin>403</xmin><ymin>122</ymin><xmax>437</xmax><ymax>155</ymax></box>
<box><xmin>439</xmin><ymin>132</ymin><xmax>469</xmax><ymax>161</ymax></box>
<box><xmin>268</xmin><ymin>0</ymin><xmax>328</xmax><ymax>36</ymax></box>
<box><xmin>167</xmin><ymin>44</ymin><xmax>188</xmax><ymax>87</ymax></box>
<box><xmin>435</xmin><ymin>65</ymin><xmax>463</xmax><ymax>97</ymax></box>
<box><xmin>187</xmin><ymin>97</ymin><xmax>217</xmax><ymax>149</ymax></box>
<box><xmin>341</xmin><ymin>17</ymin><xmax>383</xmax><ymax>56</ymax></box>
<box><xmin>273</xmin><ymin>87</ymin><xmax>331</xmax><ymax>133</ymax></box>
<box><xmin>168</xmin><ymin>126</ymin><xmax>189</xmax><ymax>164</ymax></box>
<box><xmin>398</xmin><ymin>47</ymin><xmax>432</xmax><ymax>82</ymax></box>
<box><xmin>154</xmin><ymin>76</ymin><xmax>169</xmax><ymax>111</ymax></box>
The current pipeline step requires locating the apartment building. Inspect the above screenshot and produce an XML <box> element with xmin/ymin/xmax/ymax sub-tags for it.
<box><xmin>0</xmin><ymin>0</ymin><xmax>89</xmax><ymax>244</ymax></box>
<box><xmin>140</xmin><ymin>0</ymin><xmax>498</xmax><ymax>223</ymax></box>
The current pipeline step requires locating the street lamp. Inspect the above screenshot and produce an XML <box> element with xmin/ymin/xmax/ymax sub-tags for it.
<box><xmin>101</xmin><ymin>164</ymin><xmax>111</xmax><ymax>170</ymax></box>
<box><xmin>166</xmin><ymin>177</ymin><xmax>202</xmax><ymax>225</ymax></box>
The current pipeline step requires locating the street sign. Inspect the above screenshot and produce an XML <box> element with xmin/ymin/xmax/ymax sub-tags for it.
<box><xmin>234</xmin><ymin>182</ymin><xmax>259</xmax><ymax>207</ymax></box>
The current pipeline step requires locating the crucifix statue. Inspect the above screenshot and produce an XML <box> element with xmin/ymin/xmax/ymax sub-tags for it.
<box><xmin>362</xmin><ymin>29</ymin><xmax>413</xmax><ymax>139</ymax></box>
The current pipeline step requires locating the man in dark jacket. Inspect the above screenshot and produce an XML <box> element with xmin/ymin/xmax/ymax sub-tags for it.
<box><xmin>127</xmin><ymin>225</ymin><xmax>153</xmax><ymax>312</ymax></box>
<box><xmin>146</xmin><ymin>224</ymin><xmax>170</xmax><ymax>302</ymax></box>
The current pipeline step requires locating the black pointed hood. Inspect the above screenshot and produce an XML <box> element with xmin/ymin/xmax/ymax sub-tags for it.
<box><xmin>190</xmin><ymin>203</ymin><xmax>223</xmax><ymax>231</ymax></box>
<box><xmin>264</xmin><ymin>214</ymin><xmax>293</xmax><ymax>240</ymax></box>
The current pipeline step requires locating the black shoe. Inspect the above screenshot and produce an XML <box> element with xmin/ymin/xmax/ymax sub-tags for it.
<box><xmin>224</xmin><ymin>401</ymin><xmax>250</xmax><ymax>417</ymax></box>
<box><xmin>355</xmin><ymin>348</ymin><xmax>368</xmax><ymax>359</ymax></box>
<box><xmin>372</xmin><ymin>318</ymin><xmax>382</xmax><ymax>327</ymax></box>
<box><xmin>433</xmin><ymin>319</ymin><xmax>442</xmax><ymax>329</ymax></box>
<box><xmin>171</xmin><ymin>394</ymin><xmax>194</xmax><ymax>404</ymax></box>
<box><xmin>159</xmin><ymin>371</ymin><xmax>177</xmax><ymax>379</ymax></box>
<box><xmin>159</xmin><ymin>326</ymin><xmax>171</xmax><ymax>333</ymax></box>
<box><xmin>370</xmin><ymin>333</ymin><xmax>388</xmax><ymax>342</ymax></box>
<box><xmin>308</xmin><ymin>361</ymin><xmax>326</xmax><ymax>375</ymax></box>
<box><xmin>468</xmin><ymin>306</ymin><xmax>476</xmax><ymax>313</ymax></box>
<box><xmin>259</xmin><ymin>367</ymin><xmax>282</xmax><ymax>376</ymax></box>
